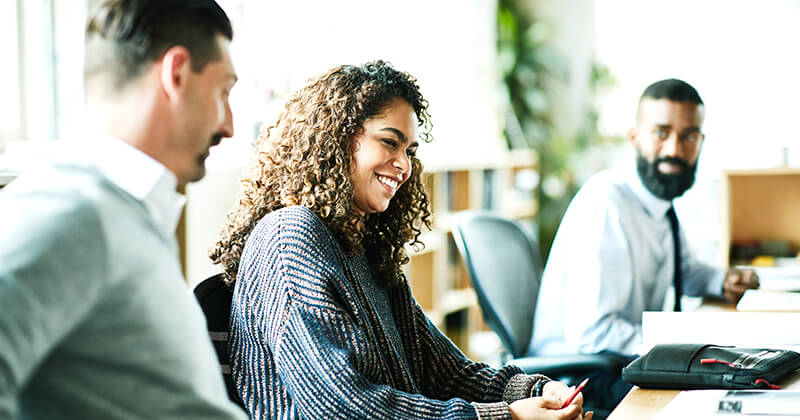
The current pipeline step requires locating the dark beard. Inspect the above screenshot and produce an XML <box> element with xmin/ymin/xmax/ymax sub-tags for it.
<box><xmin>635</xmin><ymin>152</ymin><xmax>697</xmax><ymax>200</ymax></box>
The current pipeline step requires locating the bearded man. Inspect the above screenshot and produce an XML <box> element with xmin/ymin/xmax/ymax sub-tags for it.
<box><xmin>527</xmin><ymin>79</ymin><xmax>759</xmax><ymax>414</ymax></box>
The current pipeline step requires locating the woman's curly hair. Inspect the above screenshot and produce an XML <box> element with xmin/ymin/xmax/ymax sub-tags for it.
<box><xmin>210</xmin><ymin>60</ymin><xmax>433</xmax><ymax>287</ymax></box>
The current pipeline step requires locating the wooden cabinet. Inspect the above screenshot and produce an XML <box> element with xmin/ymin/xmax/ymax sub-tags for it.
<box><xmin>407</xmin><ymin>149</ymin><xmax>538</xmax><ymax>357</ymax></box>
<box><xmin>720</xmin><ymin>168</ymin><xmax>800</xmax><ymax>265</ymax></box>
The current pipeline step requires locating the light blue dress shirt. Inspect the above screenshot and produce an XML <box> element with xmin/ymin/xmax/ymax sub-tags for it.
<box><xmin>529</xmin><ymin>165</ymin><xmax>725</xmax><ymax>357</ymax></box>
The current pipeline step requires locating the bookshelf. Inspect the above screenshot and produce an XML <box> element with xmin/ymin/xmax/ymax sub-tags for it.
<box><xmin>407</xmin><ymin>149</ymin><xmax>538</xmax><ymax>357</ymax></box>
<box><xmin>720</xmin><ymin>167</ymin><xmax>800</xmax><ymax>266</ymax></box>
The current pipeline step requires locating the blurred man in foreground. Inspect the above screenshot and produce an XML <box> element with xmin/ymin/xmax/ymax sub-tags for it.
<box><xmin>0</xmin><ymin>1</ymin><xmax>246</xmax><ymax>418</ymax></box>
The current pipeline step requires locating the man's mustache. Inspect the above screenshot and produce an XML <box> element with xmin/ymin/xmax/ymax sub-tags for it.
<box><xmin>653</xmin><ymin>157</ymin><xmax>689</xmax><ymax>173</ymax></box>
<box><xmin>210</xmin><ymin>134</ymin><xmax>223</xmax><ymax>147</ymax></box>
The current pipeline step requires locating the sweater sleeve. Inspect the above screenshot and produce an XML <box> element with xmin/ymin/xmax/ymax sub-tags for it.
<box><xmin>406</xmin><ymin>297</ymin><xmax>548</xmax><ymax>414</ymax></box>
<box><xmin>233</xmin><ymin>207</ymin><xmax>514</xmax><ymax>419</ymax></box>
<box><xmin>0</xmin><ymin>188</ymin><xmax>108</xmax><ymax>417</ymax></box>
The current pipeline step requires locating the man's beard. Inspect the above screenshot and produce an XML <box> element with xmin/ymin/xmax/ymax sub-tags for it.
<box><xmin>635</xmin><ymin>151</ymin><xmax>698</xmax><ymax>200</ymax></box>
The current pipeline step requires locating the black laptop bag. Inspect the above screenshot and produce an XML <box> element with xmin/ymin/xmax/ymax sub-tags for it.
<box><xmin>622</xmin><ymin>343</ymin><xmax>800</xmax><ymax>389</ymax></box>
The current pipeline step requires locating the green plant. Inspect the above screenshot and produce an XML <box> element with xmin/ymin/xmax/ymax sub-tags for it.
<box><xmin>497</xmin><ymin>0</ymin><xmax>562</xmax><ymax>151</ymax></box>
<box><xmin>497</xmin><ymin>0</ymin><xmax>622</xmax><ymax>260</ymax></box>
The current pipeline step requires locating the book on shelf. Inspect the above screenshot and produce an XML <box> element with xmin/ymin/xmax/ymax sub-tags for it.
<box><xmin>482</xmin><ymin>169</ymin><xmax>497</xmax><ymax>210</ymax></box>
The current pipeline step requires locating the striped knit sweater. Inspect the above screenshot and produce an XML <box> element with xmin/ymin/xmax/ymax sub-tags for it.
<box><xmin>229</xmin><ymin>206</ymin><xmax>548</xmax><ymax>419</ymax></box>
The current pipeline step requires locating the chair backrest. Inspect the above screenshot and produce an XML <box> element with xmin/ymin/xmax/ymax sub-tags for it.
<box><xmin>451</xmin><ymin>210</ymin><xmax>544</xmax><ymax>358</ymax></box>
<box><xmin>193</xmin><ymin>273</ymin><xmax>244</xmax><ymax>408</ymax></box>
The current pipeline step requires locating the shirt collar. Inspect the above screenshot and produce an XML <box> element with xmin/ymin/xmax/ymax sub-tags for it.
<box><xmin>625</xmin><ymin>162</ymin><xmax>673</xmax><ymax>219</ymax></box>
<box><xmin>87</xmin><ymin>136</ymin><xmax>186</xmax><ymax>235</ymax></box>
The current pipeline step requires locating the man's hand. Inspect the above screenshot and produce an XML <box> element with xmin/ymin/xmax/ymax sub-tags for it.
<box><xmin>723</xmin><ymin>268</ymin><xmax>759</xmax><ymax>303</ymax></box>
<box><xmin>509</xmin><ymin>395</ymin><xmax>592</xmax><ymax>420</ymax></box>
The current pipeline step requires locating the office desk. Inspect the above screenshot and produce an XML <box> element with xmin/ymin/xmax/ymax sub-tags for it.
<box><xmin>608</xmin><ymin>371</ymin><xmax>800</xmax><ymax>420</ymax></box>
<box><xmin>608</xmin><ymin>299</ymin><xmax>800</xmax><ymax>419</ymax></box>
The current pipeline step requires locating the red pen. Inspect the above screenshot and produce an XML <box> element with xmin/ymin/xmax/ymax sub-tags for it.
<box><xmin>561</xmin><ymin>378</ymin><xmax>589</xmax><ymax>409</ymax></box>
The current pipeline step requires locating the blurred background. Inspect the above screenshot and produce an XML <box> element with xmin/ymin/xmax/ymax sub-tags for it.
<box><xmin>3</xmin><ymin>0</ymin><xmax>800</xmax><ymax>360</ymax></box>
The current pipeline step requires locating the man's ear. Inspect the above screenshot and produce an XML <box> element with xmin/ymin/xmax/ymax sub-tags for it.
<box><xmin>160</xmin><ymin>46</ymin><xmax>192</xmax><ymax>102</ymax></box>
<box><xmin>626</xmin><ymin>127</ymin><xmax>638</xmax><ymax>147</ymax></box>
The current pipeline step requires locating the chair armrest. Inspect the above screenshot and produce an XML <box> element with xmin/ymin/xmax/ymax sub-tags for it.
<box><xmin>509</xmin><ymin>353</ymin><xmax>625</xmax><ymax>379</ymax></box>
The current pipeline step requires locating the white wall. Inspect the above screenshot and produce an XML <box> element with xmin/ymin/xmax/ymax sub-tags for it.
<box><xmin>217</xmin><ymin>0</ymin><xmax>506</xmax><ymax>163</ymax></box>
<box><xmin>186</xmin><ymin>0</ymin><xmax>506</xmax><ymax>283</ymax></box>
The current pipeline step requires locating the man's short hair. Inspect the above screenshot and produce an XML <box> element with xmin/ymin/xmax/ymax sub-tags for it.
<box><xmin>640</xmin><ymin>78</ymin><xmax>703</xmax><ymax>105</ymax></box>
<box><xmin>84</xmin><ymin>0</ymin><xmax>233</xmax><ymax>92</ymax></box>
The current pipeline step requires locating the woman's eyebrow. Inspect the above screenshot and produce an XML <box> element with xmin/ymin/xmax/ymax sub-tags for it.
<box><xmin>380</xmin><ymin>127</ymin><xmax>408</xmax><ymax>143</ymax></box>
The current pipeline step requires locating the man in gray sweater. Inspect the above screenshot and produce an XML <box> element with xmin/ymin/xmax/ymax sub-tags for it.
<box><xmin>0</xmin><ymin>1</ymin><xmax>246</xmax><ymax>418</ymax></box>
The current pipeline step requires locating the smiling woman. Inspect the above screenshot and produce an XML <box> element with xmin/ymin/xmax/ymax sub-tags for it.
<box><xmin>208</xmin><ymin>61</ymin><xmax>589</xmax><ymax>419</ymax></box>
<box><xmin>350</xmin><ymin>97</ymin><xmax>419</xmax><ymax>216</ymax></box>
<box><xmin>211</xmin><ymin>60</ymin><xmax>432</xmax><ymax>289</ymax></box>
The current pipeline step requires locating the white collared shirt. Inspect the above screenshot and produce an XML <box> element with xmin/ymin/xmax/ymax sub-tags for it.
<box><xmin>84</xmin><ymin>136</ymin><xmax>186</xmax><ymax>238</ymax></box>
<box><xmin>529</xmin><ymin>164</ymin><xmax>725</xmax><ymax>356</ymax></box>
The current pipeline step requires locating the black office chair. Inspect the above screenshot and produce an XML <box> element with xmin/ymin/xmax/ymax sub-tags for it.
<box><xmin>194</xmin><ymin>273</ymin><xmax>244</xmax><ymax>408</ymax></box>
<box><xmin>451</xmin><ymin>210</ymin><xmax>622</xmax><ymax>381</ymax></box>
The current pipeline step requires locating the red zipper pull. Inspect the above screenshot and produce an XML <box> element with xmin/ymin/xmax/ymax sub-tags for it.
<box><xmin>700</xmin><ymin>358</ymin><xmax>741</xmax><ymax>368</ymax></box>
<box><xmin>754</xmin><ymin>378</ymin><xmax>781</xmax><ymax>389</ymax></box>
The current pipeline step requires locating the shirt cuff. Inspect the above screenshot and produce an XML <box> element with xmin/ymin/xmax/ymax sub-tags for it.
<box><xmin>472</xmin><ymin>401</ymin><xmax>512</xmax><ymax>420</ymax></box>
<box><xmin>706</xmin><ymin>268</ymin><xmax>727</xmax><ymax>298</ymax></box>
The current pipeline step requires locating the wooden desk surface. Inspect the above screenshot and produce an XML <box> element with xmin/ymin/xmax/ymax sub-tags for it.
<box><xmin>608</xmin><ymin>371</ymin><xmax>800</xmax><ymax>420</ymax></box>
<box><xmin>608</xmin><ymin>298</ymin><xmax>800</xmax><ymax>419</ymax></box>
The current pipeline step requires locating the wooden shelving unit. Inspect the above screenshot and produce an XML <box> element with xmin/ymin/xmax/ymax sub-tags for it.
<box><xmin>406</xmin><ymin>149</ymin><xmax>538</xmax><ymax>358</ymax></box>
<box><xmin>720</xmin><ymin>167</ymin><xmax>800</xmax><ymax>265</ymax></box>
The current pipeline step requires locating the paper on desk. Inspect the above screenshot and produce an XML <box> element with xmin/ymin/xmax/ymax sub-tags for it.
<box><xmin>718</xmin><ymin>390</ymin><xmax>800</xmax><ymax>415</ymax></box>
<box><xmin>740</xmin><ymin>265</ymin><xmax>800</xmax><ymax>277</ymax></box>
<box><xmin>758</xmin><ymin>278</ymin><xmax>800</xmax><ymax>292</ymax></box>
<box><xmin>641</xmin><ymin>311</ymin><xmax>800</xmax><ymax>349</ymax></box>
<box><xmin>734</xmin><ymin>265</ymin><xmax>800</xmax><ymax>291</ymax></box>
<box><xmin>654</xmin><ymin>390</ymin><xmax>782</xmax><ymax>420</ymax></box>
<box><xmin>736</xmin><ymin>290</ymin><xmax>800</xmax><ymax>312</ymax></box>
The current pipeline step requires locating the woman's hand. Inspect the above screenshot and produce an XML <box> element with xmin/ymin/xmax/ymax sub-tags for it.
<box><xmin>542</xmin><ymin>380</ymin><xmax>573</xmax><ymax>404</ymax></box>
<box><xmin>509</xmin><ymin>395</ymin><xmax>592</xmax><ymax>420</ymax></box>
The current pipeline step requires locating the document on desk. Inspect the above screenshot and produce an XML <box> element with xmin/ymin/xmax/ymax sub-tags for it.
<box><xmin>653</xmin><ymin>390</ymin><xmax>720</xmax><ymax>419</ymax></box>
<box><xmin>718</xmin><ymin>390</ymin><xmax>800</xmax><ymax>415</ymax></box>
<box><xmin>738</xmin><ymin>265</ymin><xmax>800</xmax><ymax>292</ymax></box>
<box><xmin>736</xmin><ymin>290</ymin><xmax>800</xmax><ymax>312</ymax></box>
<box><xmin>757</xmin><ymin>278</ymin><xmax>800</xmax><ymax>292</ymax></box>
<box><xmin>641</xmin><ymin>311</ymin><xmax>800</xmax><ymax>349</ymax></box>
<box><xmin>654</xmin><ymin>390</ymin><xmax>798</xmax><ymax>419</ymax></box>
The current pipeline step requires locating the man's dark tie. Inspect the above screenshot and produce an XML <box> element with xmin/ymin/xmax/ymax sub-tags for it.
<box><xmin>666</xmin><ymin>206</ymin><xmax>682</xmax><ymax>311</ymax></box>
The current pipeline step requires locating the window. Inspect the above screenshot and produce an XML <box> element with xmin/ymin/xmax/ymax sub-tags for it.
<box><xmin>0</xmin><ymin>1</ymin><xmax>21</xmax><ymax>152</ymax></box>
<box><xmin>1</xmin><ymin>0</ymin><xmax>88</xmax><ymax>171</ymax></box>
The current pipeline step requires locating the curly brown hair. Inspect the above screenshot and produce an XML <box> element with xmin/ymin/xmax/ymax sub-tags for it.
<box><xmin>210</xmin><ymin>60</ymin><xmax>433</xmax><ymax>287</ymax></box>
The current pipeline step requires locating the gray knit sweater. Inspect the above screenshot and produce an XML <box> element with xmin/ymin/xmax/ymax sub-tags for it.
<box><xmin>230</xmin><ymin>205</ymin><xmax>547</xmax><ymax>419</ymax></box>
<box><xmin>0</xmin><ymin>162</ymin><xmax>246</xmax><ymax>419</ymax></box>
